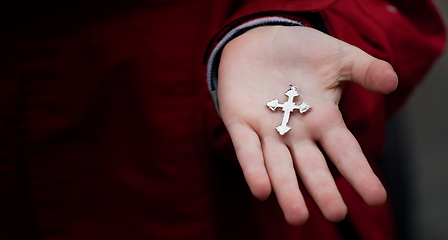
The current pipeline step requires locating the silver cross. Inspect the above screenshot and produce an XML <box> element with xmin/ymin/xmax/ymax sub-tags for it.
<box><xmin>267</xmin><ymin>84</ymin><xmax>311</xmax><ymax>135</ymax></box>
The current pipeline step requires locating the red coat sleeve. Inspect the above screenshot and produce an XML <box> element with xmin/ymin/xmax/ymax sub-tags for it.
<box><xmin>207</xmin><ymin>0</ymin><xmax>445</xmax><ymax>118</ymax></box>
<box><xmin>205</xmin><ymin>0</ymin><xmax>445</xmax><ymax>162</ymax></box>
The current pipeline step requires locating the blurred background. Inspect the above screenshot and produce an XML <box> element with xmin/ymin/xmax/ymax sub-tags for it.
<box><xmin>380</xmin><ymin>1</ymin><xmax>448</xmax><ymax>239</ymax></box>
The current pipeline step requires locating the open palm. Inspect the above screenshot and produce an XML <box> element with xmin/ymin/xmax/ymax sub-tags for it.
<box><xmin>217</xmin><ymin>26</ymin><xmax>398</xmax><ymax>225</ymax></box>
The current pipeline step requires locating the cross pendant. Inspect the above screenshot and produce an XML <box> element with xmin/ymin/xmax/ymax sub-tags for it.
<box><xmin>266</xmin><ymin>84</ymin><xmax>311</xmax><ymax>135</ymax></box>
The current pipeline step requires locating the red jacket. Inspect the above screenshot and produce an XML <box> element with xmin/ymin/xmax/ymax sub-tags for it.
<box><xmin>0</xmin><ymin>0</ymin><xmax>445</xmax><ymax>239</ymax></box>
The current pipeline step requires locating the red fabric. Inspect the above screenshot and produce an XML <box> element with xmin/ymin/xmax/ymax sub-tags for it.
<box><xmin>0</xmin><ymin>0</ymin><xmax>445</xmax><ymax>239</ymax></box>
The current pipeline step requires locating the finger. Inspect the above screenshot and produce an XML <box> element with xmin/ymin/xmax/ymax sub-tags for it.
<box><xmin>289</xmin><ymin>139</ymin><xmax>347</xmax><ymax>222</ymax></box>
<box><xmin>319</xmin><ymin>125</ymin><xmax>387</xmax><ymax>206</ymax></box>
<box><xmin>226</xmin><ymin>123</ymin><xmax>272</xmax><ymax>200</ymax></box>
<box><xmin>341</xmin><ymin>44</ymin><xmax>398</xmax><ymax>94</ymax></box>
<box><xmin>262</xmin><ymin>137</ymin><xmax>309</xmax><ymax>225</ymax></box>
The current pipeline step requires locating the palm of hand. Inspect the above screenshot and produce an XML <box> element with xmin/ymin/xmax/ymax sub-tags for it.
<box><xmin>217</xmin><ymin>26</ymin><xmax>397</xmax><ymax>225</ymax></box>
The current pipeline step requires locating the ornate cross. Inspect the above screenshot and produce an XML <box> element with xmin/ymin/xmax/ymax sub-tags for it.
<box><xmin>267</xmin><ymin>84</ymin><xmax>311</xmax><ymax>135</ymax></box>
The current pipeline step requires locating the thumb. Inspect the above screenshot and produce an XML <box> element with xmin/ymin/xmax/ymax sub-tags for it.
<box><xmin>342</xmin><ymin>45</ymin><xmax>398</xmax><ymax>94</ymax></box>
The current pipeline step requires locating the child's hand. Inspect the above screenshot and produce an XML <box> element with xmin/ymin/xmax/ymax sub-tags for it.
<box><xmin>218</xmin><ymin>26</ymin><xmax>397</xmax><ymax>225</ymax></box>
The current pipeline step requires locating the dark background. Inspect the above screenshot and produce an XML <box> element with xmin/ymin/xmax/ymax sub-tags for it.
<box><xmin>391</xmin><ymin>0</ymin><xmax>448</xmax><ymax>239</ymax></box>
